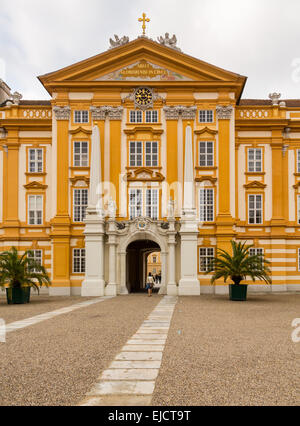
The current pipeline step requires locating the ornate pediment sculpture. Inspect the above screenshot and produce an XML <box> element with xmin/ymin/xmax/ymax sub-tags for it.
<box><xmin>109</xmin><ymin>34</ymin><xmax>129</xmax><ymax>49</ymax></box>
<box><xmin>157</xmin><ymin>33</ymin><xmax>181</xmax><ymax>51</ymax></box>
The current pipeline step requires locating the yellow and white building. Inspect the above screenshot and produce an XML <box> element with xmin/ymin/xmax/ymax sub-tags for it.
<box><xmin>1</xmin><ymin>29</ymin><xmax>300</xmax><ymax>296</ymax></box>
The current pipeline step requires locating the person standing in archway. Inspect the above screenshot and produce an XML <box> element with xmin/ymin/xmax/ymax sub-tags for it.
<box><xmin>146</xmin><ymin>272</ymin><xmax>154</xmax><ymax>297</ymax></box>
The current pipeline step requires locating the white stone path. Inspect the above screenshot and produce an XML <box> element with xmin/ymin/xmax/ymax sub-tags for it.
<box><xmin>5</xmin><ymin>297</ymin><xmax>113</xmax><ymax>333</ymax></box>
<box><xmin>81</xmin><ymin>296</ymin><xmax>178</xmax><ymax>406</ymax></box>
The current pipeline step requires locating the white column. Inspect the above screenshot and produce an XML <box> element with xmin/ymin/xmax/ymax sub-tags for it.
<box><xmin>167</xmin><ymin>218</ymin><xmax>177</xmax><ymax>295</ymax></box>
<box><xmin>179</xmin><ymin>117</ymin><xmax>200</xmax><ymax>296</ymax></box>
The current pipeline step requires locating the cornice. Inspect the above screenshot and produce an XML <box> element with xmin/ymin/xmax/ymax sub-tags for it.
<box><xmin>23</xmin><ymin>181</ymin><xmax>48</xmax><ymax>190</ymax></box>
<box><xmin>69</xmin><ymin>127</ymin><xmax>92</xmax><ymax>135</ymax></box>
<box><xmin>194</xmin><ymin>127</ymin><xmax>218</xmax><ymax>135</ymax></box>
<box><xmin>243</xmin><ymin>181</ymin><xmax>266</xmax><ymax>189</ymax></box>
<box><xmin>124</xmin><ymin>126</ymin><xmax>163</xmax><ymax>135</ymax></box>
<box><xmin>126</xmin><ymin>167</ymin><xmax>165</xmax><ymax>182</ymax></box>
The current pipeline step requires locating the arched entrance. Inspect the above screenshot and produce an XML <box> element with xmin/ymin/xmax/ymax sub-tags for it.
<box><xmin>126</xmin><ymin>239</ymin><xmax>160</xmax><ymax>293</ymax></box>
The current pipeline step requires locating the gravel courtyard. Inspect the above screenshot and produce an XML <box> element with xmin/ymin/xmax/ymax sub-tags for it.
<box><xmin>0</xmin><ymin>293</ymin><xmax>299</xmax><ymax>406</ymax></box>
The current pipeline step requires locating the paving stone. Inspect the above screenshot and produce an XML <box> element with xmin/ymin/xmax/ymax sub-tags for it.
<box><xmin>88</xmin><ymin>380</ymin><xmax>155</xmax><ymax>395</ymax></box>
<box><xmin>127</xmin><ymin>339</ymin><xmax>166</xmax><ymax>345</ymax></box>
<box><xmin>100</xmin><ymin>369</ymin><xmax>159</xmax><ymax>380</ymax></box>
<box><xmin>109</xmin><ymin>360</ymin><xmax>162</xmax><ymax>369</ymax></box>
<box><xmin>132</xmin><ymin>334</ymin><xmax>168</xmax><ymax>340</ymax></box>
<box><xmin>81</xmin><ymin>395</ymin><xmax>152</xmax><ymax>406</ymax></box>
<box><xmin>122</xmin><ymin>345</ymin><xmax>164</xmax><ymax>352</ymax></box>
<box><xmin>115</xmin><ymin>352</ymin><xmax>162</xmax><ymax>361</ymax></box>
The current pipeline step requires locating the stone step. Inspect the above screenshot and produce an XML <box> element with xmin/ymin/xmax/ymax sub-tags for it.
<box><xmin>100</xmin><ymin>368</ymin><xmax>159</xmax><ymax>380</ymax></box>
<box><xmin>88</xmin><ymin>380</ymin><xmax>155</xmax><ymax>395</ymax></box>
<box><xmin>115</xmin><ymin>352</ymin><xmax>162</xmax><ymax>361</ymax></box>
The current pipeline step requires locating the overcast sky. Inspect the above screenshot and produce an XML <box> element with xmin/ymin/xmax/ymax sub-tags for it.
<box><xmin>1</xmin><ymin>0</ymin><xmax>300</xmax><ymax>100</ymax></box>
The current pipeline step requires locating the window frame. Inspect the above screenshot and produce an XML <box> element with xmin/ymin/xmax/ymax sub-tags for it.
<box><xmin>199</xmin><ymin>188</ymin><xmax>214</xmax><ymax>222</ymax></box>
<box><xmin>28</xmin><ymin>249</ymin><xmax>43</xmax><ymax>273</ymax></box>
<box><xmin>73</xmin><ymin>188</ymin><xmax>88</xmax><ymax>223</ymax></box>
<box><xmin>248</xmin><ymin>194</ymin><xmax>263</xmax><ymax>225</ymax></box>
<box><xmin>28</xmin><ymin>148</ymin><xmax>43</xmax><ymax>173</ymax></box>
<box><xmin>73</xmin><ymin>141</ymin><xmax>89</xmax><ymax>168</ymax></box>
<box><xmin>129</xmin><ymin>188</ymin><xmax>143</xmax><ymax>219</ymax></box>
<box><xmin>199</xmin><ymin>247</ymin><xmax>215</xmax><ymax>272</ymax></box>
<box><xmin>73</xmin><ymin>248</ymin><xmax>86</xmax><ymax>274</ymax></box>
<box><xmin>248</xmin><ymin>148</ymin><xmax>263</xmax><ymax>173</ymax></box>
<box><xmin>199</xmin><ymin>141</ymin><xmax>214</xmax><ymax>167</ymax></box>
<box><xmin>28</xmin><ymin>194</ymin><xmax>43</xmax><ymax>225</ymax></box>
<box><xmin>74</xmin><ymin>110</ymin><xmax>89</xmax><ymax>124</ymax></box>
<box><xmin>199</xmin><ymin>109</ymin><xmax>214</xmax><ymax>123</ymax></box>
<box><xmin>146</xmin><ymin>188</ymin><xmax>159</xmax><ymax>220</ymax></box>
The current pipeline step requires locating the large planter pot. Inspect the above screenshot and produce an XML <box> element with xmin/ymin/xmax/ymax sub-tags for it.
<box><xmin>6</xmin><ymin>287</ymin><xmax>31</xmax><ymax>305</ymax></box>
<box><xmin>229</xmin><ymin>284</ymin><xmax>248</xmax><ymax>301</ymax></box>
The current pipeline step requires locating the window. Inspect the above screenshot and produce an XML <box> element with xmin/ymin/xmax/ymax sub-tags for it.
<box><xmin>130</xmin><ymin>110</ymin><xmax>143</xmax><ymax>123</ymax></box>
<box><xmin>29</xmin><ymin>149</ymin><xmax>43</xmax><ymax>173</ymax></box>
<box><xmin>199</xmin><ymin>141</ymin><xmax>214</xmax><ymax>167</ymax></box>
<box><xmin>199</xmin><ymin>110</ymin><xmax>214</xmax><ymax>123</ymax></box>
<box><xmin>73</xmin><ymin>249</ymin><xmax>85</xmax><ymax>274</ymax></box>
<box><xmin>145</xmin><ymin>110</ymin><xmax>158</xmax><ymax>123</ymax></box>
<box><xmin>28</xmin><ymin>249</ymin><xmax>42</xmax><ymax>272</ymax></box>
<box><xmin>73</xmin><ymin>189</ymin><xmax>88</xmax><ymax>222</ymax></box>
<box><xmin>153</xmin><ymin>256</ymin><xmax>157</xmax><ymax>263</ymax></box>
<box><xmin>199</xmin><ymin>247</ymin><xmax>214</xmax><ymax>272</ymax></box>
<box><xmin>199</xmin><ymin>189</ymin><xmax>214</xmax><ymax>222</ymax></box>
<box><xmin>248</xmin><ymin>148</ymin><xmax>262</xmax><ymax>172</ymax></box>
<box><xmin>146</xmin><ymin>189</ymin><xmax>159</xmax><ymax>219</ymax></box>
<box><xmin>298</xmin><ymin>195</ymin><xmax>300</xmax><ymax>224</ymax></box>
<box><xmin>129</xmin><ymin>141</ymin><xmax>159</xmax><ymax>167</ymax></box>
<box><xmin>74</xmin><ymin>110</ymin><xmax>89</xmax><ymax>123</ymax></box>
<box><xmin>248</xmin><ymin>194</ymin><xmax>263</xmax><ymax>224</ymax></box>
<box><xmin>153</xmin><ymin>268</ymin><xmax>156</xmax><ymax>274</ymax></box>
<box><xmin>145</xmin><ymin>142</ymin><xmax>158</xmax><ymax>167</ymax></box>
<box><xmin>130</xmin><ymin>142</ymin><xmax>143</xmax><ymax>167</ymax></box>
<box><xmin>298</xmin><ymin>248</ymin><xmax>300</xmax><ymax>271</ymax></box>
<box><xmin>28</xmin><ymin>195</ymin><xmax>43</xmax><ymax>225</ymax></box>
<box><xmin>129</xmin><ymin>189</ymin><xmax>142</xmax><ymax>219</ymax></box>
<box><xmin>297</xmin><ymin>150</ymin><xmax>300</xmax><ymax>173</ymax></box>
<box><xmin>74</xmin><ymin>141</ymin><xmax>89</xmax><ymax>167</ymax></box>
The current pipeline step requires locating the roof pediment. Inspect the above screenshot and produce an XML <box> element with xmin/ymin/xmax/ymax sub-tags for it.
<box><xmin>38</xmin><ymin>37</ymin><xmax>246</xmax><ymax>99</ymax></box>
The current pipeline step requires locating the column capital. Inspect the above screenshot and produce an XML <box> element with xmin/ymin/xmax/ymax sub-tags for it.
<box><xmin>91</xmin><ymin>106</ymin><xmax>123</xmax><ymax>121</ymax></box>
<box><xmin>53</xmin><ymin>106</ymin><xmax>71</xmax><ymax>120</ymax></box>
<box><xmin>216</xmin><ymin>105</ymin><xmax>233</xmax><ymax>120</ymax></box>
<box><xmin>164</xmin><ymin>105</ymin><xmax>197</xmax><ymax>120</ymax></box>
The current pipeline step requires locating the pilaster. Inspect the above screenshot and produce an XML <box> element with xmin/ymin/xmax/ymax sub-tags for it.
<box><xmin>50</xmin><ymin>106</ymin><xmax>71</xmax><ymax>295</ymax></box>
<box><xmin>270</xmin><ymin>130</ymin><xmax>285</xmax><ymax>234</ymax></box>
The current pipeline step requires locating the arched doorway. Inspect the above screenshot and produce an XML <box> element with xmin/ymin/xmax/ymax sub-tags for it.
<box><xmin>126</xmin><ymin>239</ymin><xmax>160</xmax><ymax>293</ymax></box>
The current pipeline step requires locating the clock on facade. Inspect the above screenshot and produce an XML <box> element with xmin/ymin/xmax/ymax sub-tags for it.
<box><xmin>135</xmin><ymin>87</ymin><xmax>153</xmax><ymax>106</ymax></box>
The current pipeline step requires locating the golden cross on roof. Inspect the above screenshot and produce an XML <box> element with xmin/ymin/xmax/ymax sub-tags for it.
<box><xmin>138</xmin><ymin>13</ymin><xmax>150</xmax><ymax>36</ymax></box>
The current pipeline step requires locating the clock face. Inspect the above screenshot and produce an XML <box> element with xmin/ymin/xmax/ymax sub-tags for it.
<box><xmin>135</xmin><ymin>87</ymin><xmax>152</xmax><ymax>106</ymax></box>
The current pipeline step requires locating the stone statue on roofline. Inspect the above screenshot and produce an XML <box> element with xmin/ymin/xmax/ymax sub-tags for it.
<box><xmin>157</xmin><ymin>33</ymin><xmax>181</xmax><ymax>51</ymax></box>
<box><xmin>109</xmin><ymin>34</ymin><xmax>129</xmax><ymax>49</ymax></box>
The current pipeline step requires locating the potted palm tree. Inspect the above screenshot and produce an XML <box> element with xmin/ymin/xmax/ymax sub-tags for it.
<box><xmin>0</xmin><ymin>247</ymin><xmax>51</xmax><ymax>304</ymax></box>
<box><xmin>206</xmin><ymin>241</ymin><xmax>271</xmax><ymax>301</ymax></box>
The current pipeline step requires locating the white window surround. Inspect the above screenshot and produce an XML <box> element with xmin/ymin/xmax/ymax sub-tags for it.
<box><xmin>73</xmin><ymin>248</ymin><xmax>86</xmax><ymax>274</ymax></box>
<box><xmin>199</xmin><ymin>247</ymin><xmax>214</xmax><ymax>272</ymax></box>
<box><xmin>297</xmin><ymin>195</ymin><xmax>300</xmax><ymax>225</ymax></box>
<box><xmin>248</xmin><ymin>148</ymin><xmax>262</xmax><ymax>172</ymax></box>
<box><xmin>145</xmin><ymin>110</ymin><xmax>158</xmax><ymax>123</ymax></box>
<box><xmin>129</xmin><ymin>110</ymin><xmax>158</xmax><ymax>123</ymax></box>
<box><xmin>199</xmin><ymin>188</ymin><xmax>214</xmax><ymax>222</ymax></box>
<box><xmin>29</xmin><ymin>148</ymin><xmax>43</xmax><ymax>173</ymax></box>
<box><xmin>129</xmin><ymin>141</ymin><xmax>159</xmax><ymax>167</ymax></box>
<box><xmin>73</xmin><ymin>189</ymin><xmax>88</xmax><ymax>222</ymax></box>
<box><xmin>199</xmin><ymin>141</ymin><xmax>214</xmax><ymax>167</ymax></box>
<box><xmin>129</xmin><ymin>188</ymin><xmax>159</xmax><ymax>220</ymax></box>
<box><xmin>248</xmin><ymin>194</ymin><xmax>263</xmax><ymax>224</ymax></box>
<box><xmin>297</xmin><ymin>150</ymin><xmax>300</xmax><ymax>173</ymax></box>
<box><xmin>28</xmin><ymin>195</ymin><xmax>43</xmax><ymax>225</ymax></box>
<box><xmin>73</xmin><ymin>141</ymin><xmax>89</xmax><ymax>167</ymax></box>
<box><xmin>130</xmin><ymin>110</ymin><xmax>143</xmax><ymax>123</ymax></box>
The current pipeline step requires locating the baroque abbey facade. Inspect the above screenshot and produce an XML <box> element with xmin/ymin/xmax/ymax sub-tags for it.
<box><xmin>1</xmin><ymin>34</ymin><xmax>300</xmax><ymax>296</ymax></box>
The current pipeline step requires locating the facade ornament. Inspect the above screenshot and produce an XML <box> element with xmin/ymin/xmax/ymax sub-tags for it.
<box><xmin>161</xmin><ymin>222</ymin><xmax>170</xmax><ymax>230</ymax></box>
<box><xmin>122</xmin><ymin>87</ymin><xmax>165</xmax><ymax>110</ymax></box>
<box><xmin>53</xmin><ymin>106</ymin><xmax>71</xmax><ymax>120</ymax></box>
<box><xmin>216</xmin><ymin>105</ymin><xmax>233</xmax><ymax>120</ymax></box>
<box><xmin>269</xmin><ymin>92</ymin><xmax>281</xmax><ymax>105</ymax></box>
<box><xmin>157</xmin><ymin>33</ymin><xmax>181</xmax><ymax>51</ymax></box>
<box><xmin>109</xmin><ymin>34</ymin><xmax>129</xmax><ymax>49</ymax></box>
<box><xmin>11</xmin><ymin>92</ymin><xmax>22</xmax><ymax>105</ymax></box>
<box><xmin>0</xmin><ymin>127</ymin><xmax>7</xmax><ymax>139</ymax></box>
<box><xmin>108</xmin><ymin>198</ymin><xmax>117</xmax><ymax>218</ymax></box>
<box><xmin>90</xmin><ymin>106</ymin><xmax>123</xmax><ymax>120</ymax></box>
<box><xmin>163</xmin><ymin>105</ymin><xmax>197</xmax><ymax>120</ymax></box>
<box><xmin>107</xmin><ymin>106</ymin><xmax>124</xmax><ymax>120</ymax></box>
